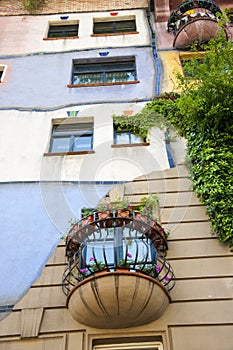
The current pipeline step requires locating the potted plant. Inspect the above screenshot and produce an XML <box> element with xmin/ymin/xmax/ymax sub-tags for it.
<box><xmin>134</xmin><ymin>194</ymin><xmax>159</xmax><ymax>227</ymax></box>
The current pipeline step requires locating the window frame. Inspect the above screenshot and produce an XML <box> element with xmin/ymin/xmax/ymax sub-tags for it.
<box><xmin>68</xmin><ymin>56</ymin><xmax>139</xmax><ymax>88</ymax></box>
<box><xmin>113</xmin><ymin>127</ymin><xmax>146</xmax><ymax>145</ymax></box>
<box><xmin>93</xmin><ymin>341</ymin><xmax>163</xmax><ymax>350</ymax></box>
<box><xmin>44</xmin><ymin>118</ymin><xmax>94</xmax><ymax>156</ymax></box>
<box><xmin>92</xmin><ymin>17</ymin><xmax>138</xmax><ymax>36</ymax></box>
<box><xmin>44</xmin><ymin>20</ymin><xmax>79</xmax><ymax>40</ymax></box>
<box><xmin>112</xmin><ymin>125</ymin><xmax>149</xmax><ymax>148</ymax></box>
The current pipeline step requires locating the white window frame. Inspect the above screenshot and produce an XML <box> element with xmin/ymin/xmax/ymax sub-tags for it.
<box><xmin>94</xmin><ymin>341</ymin><xmax>163</xmax><ymax>350</ymax></box>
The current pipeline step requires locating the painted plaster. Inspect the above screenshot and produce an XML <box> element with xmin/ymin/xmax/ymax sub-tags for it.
<box><xmin>0</xmin><ymin>10</ymin><xmax>150</xmax><ymax>56</ymax></box>
<box><xmin>0</xmin><ymin>182</ymin><xmax>112</xmax><ymax>305</ymax></box>
<box><xmin>0</xmin><ymin>103</ymin><xmax>178</xmax><ymax>182</ymax></box>
<box><xmin>0</xmin><ymin>47</ymin><xmax>155</xmax><ymax>108</ymax></box>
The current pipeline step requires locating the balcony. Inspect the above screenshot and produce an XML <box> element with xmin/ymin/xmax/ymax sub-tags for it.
<box><xmin>167</xmin><ymin>0</ymin><xmax>227</xmax><ymax>49</ymax></box>
<box><xmin>62</xmin><ymin>209</ymin><xmax>175</xmax><ymax>328</ymax></box>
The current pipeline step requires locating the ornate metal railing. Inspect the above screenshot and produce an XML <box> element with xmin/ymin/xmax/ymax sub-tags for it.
<box><xmin>167</xmin><ymin>0</ymin><xmax>221</xmax><ymax>34</ymax></box>
<box><xmin>62</xmin><ymin>210</ymin><xmax>175</xmax><ymax>296</ymax></box>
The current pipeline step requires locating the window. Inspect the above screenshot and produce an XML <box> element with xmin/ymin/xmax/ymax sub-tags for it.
<box><xmin>70</xmin><ymin>57</ymin><xmax>137</xmax><ymax>86</ymax></box>
<box><xmin>49</xmin><ymin>121</ymin><xmax>93</xmax><ymax>154</ymax></box>
<box><xmin>93</xmin><ymin>19</ymin><xmax>136</xmax><ymax>35</ymax></box>
<box><xmin>47</xmin><ymin>22</ymin><xmax>79</xmax><ymax>39</ymax></box>
<box><xmin>93</xmin><ymin>341</ymin><xmax>163</xmax><ymax>350</ymax></box>
<box><xmin>114</xmin><ymin>127</ymin><xmax>145</xmax><ymax>145</ymax></box>
<box><xmin>0</xmin><ymin>65</ymin><xmax>6</xmax><ymax>83</ymax></box>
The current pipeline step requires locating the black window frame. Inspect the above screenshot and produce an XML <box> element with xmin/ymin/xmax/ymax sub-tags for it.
<box><xmin>71</xmin><ymin>57</ymin><xmax>137</xmax><ymax>85</ymax></box>
<box><xmin>47</xmin><ymin>23</ymin><xmax>79</xmax><ymax>38</ymax></box>
<box><xmin>93</xmin><ymin>19</ymin><xmax>136</xmax><ymax>35</ymax></box>
<box><xmin>49</xmin><ymin>122</ymin><xmax>93</xmax><ymax>154</ymax></box>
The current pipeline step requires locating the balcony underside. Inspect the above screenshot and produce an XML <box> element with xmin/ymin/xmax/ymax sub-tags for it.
<box><xmin>173</xmin><ymin>18</ymin><xmax>224</xmax><ymax>49</ymax></box>
<box><xmin>67</xmin><ymin>270</ymin><xmax>171</xmax><ymax>329</ymax></box>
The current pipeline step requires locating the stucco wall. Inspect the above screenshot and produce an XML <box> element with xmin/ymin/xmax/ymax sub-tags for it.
<box><xmin>0</xmin><ymin>47</ymin><xmax>155</xmax><ymax>108</ymax></box>
<box><xmin>0</xmin><ymin>103</ymin><xmax>176</xmax><ymax>182</ymax></box>
<box><xmin>0</xmin><ymin>182</ymin><xmax>112</xmax><ymax>307</ymax></box>
<box><xmin>0</xmin><ymin>10</ymin><xmax>150</xmax><ymax>55</ymax></box>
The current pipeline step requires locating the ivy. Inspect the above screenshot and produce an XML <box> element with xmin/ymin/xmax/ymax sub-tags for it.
<box><xmin>113</xmin><ymin>93</ymin><xmax>178</xmax><ymax>139</ymax></box>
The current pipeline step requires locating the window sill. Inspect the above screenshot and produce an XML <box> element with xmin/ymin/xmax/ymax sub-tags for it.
<box><xmin>67</xmin><ymin>80</ymin><xmax>140</xmax><ymax>88</ymax></box>
<box><xmin>44</xmin><ymin>150</ymin><xmax>95</xmax><ymax>156</ymax></box>
<box><xmin>111</xmin><ymin>142</ymin><xmax>149</xmax><ymax>148</ymax></box>
<box><xmin>91</xmin><ymin>32</ymin><xmax>139</xmax><ymax>37</ymax></box>
<box><xmin>43</xmin><ymin>36</ymin><xmax>79</xmax><ymax>40</ymax></box>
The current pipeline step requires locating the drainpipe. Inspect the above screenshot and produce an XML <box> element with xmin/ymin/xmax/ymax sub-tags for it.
<box><xmin>146</xmin><ymin>9</ymin><xmax>174</xmax><ymax>168</ymax></box>
<box><xmin>146</xmin><ymin>9</ymin><xmax>162</xmax><ymax>97</ymax></box>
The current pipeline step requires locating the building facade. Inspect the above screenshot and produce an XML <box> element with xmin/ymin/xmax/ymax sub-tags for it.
<box><xmin>0</xmin><ymin>1</ymin><xmax>232</xmax><ymax>349</ymax></box>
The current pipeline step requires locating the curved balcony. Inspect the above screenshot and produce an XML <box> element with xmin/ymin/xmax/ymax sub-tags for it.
<box><xmin>62</xmin><ymin>210</ymin><xmax>175</xmax><ymax>328</ymax></box>
<box><xmin>167</xmin><ymin>0</ymin><xmax>227</xmax><ymax>49</ymax></box>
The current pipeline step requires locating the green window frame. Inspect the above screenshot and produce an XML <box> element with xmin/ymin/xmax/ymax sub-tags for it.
<box><xmin>93</xmin><ymin>20</ymin><xmax>136</xmax><ymax>34</ymax></box>
<box><xmin>72</xmin><ymin>59</ymin><xmax>137</xmax><ymax>85</ymax></box>
<box><xmin>47</xmin><ymin>23</ymin><xmax>79</xmax><ymax>38</ymax></box>
<box><xmin>49</xmin><ymin>122</ymin><xmax>93</xmax><ymax>153</ymax></box>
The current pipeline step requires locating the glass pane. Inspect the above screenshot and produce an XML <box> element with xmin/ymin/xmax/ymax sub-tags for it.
<box><xmin>115</xmin><ymin>131</ymin><xmax>130</xmax><ymax>144</ymax></box>
<box><xmin>94</xmin><ymin>22</ymin><xmax>114</xmax><ymax>34</ymax></box>
<box><xmin>115</xmin><ymin>20</ymin><xmax>136</xmax><ymax>32</ymax></box>
<box><xmin>115</xmin><ymin>131</ymin><xmax>143</xmax><ymax>144</ymax></box>
<box><xmin>48</xmin><ymin>24</ymin><xmax>78</xmax><ymax>38</ymax></box>
<box><xmin>85</xmin><ymin>240</ymin><xmax>115</xmax><ymax>266</ymax></box>
<box><xmin>51</xmin><ymin>137</ymin><xmax>70</xmax><ymax>152</ymax></box>
<box><xmin>72</xmin><ymin>73</ymin><xmax>102</xmax><ymax>84</ymax></box>
<box><xmin>73</xmin><ymin>135</ymin><xmax>92</xmax><ymax>151</ymax></box>
<box><xmin>105</xmin><ymin>71</ymin><xmax>135</xmax><ymax>82</ymax></box>
<box><xmin>130</xmin><ymin>133</ymin><xmax>143</xmax><ymax>143</ymax></box>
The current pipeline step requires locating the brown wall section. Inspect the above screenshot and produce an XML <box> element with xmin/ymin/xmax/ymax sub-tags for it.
<box><xmin>0</xmin><ymin>165</ymin><xmax>232</xmax><ymax>349</ymax></box>
<box><xmin>0</xmin><ymin>0</ymin><xmax>148</xmax><ymax>16</ymax></box>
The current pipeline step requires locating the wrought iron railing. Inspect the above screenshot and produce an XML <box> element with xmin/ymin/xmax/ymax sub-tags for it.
<box><xmin>62</xmin><ymin>210</ymin><xmax>175</xmax><ymax>295</ymax></box>
<box><xmin>167</xmin><ymin>0</ymin><xmax>221</xmax><ymax>34</ymax></box>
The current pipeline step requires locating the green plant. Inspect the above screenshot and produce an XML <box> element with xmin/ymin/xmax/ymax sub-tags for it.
<box><xmin>139</xmin><ymin>194</ymin><xmax>159</xmax><ymax>218</ymax></box>
<box><xmin>97</xmin><ymin>196</ymin><xmax>131</xmax><ymax>211</ymax></box>
<box><xmin>23</xmin><ymin>0</ymin><xmax>45</xmax><ymax>11</ymax></box>
<box><xmin>112</xmin><ymin>95</ymin><xmax>175</xmax><ymax>139</ymax></box>
<box><xmin>81</xmin><ymin>207</ymin><xmax>95</xmax><ymax>217</ymax></box>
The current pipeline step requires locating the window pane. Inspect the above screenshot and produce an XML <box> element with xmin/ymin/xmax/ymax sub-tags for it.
<box><xmin>73</xmin><ymin>135</ymin><xmax>92</xmax><ymax>151</ymax></box>
<box><xmin>130</xmin><ymin>134</ymin><xmax>143</xmax><ymax>143</ymax></box>
<box><xmin>105</xmin><ymin>71</ymin><xmax>135</xmax><ymax>82</ymax></box>
<box><xmin>115</xmin><ymin>131</ymin><xmax>143</xmax><ymax>144</ymax></box>
<box><xmin>115</xmin><ymin>20</ymin><xmax>136</xmax><ymax>32</ymax></box>
<box><xmin>51</xmin><ymin>137</ymin><xmax>70</xmax><ymax>152</ymax></box>
<box><xmin>73</xmin><ymin>73</ymin><xmax>103</xmax><ymax>84</ymax></box>
<box><xmin>48</xmin><ymin>24</ymin><xmax>78</xmax><ymax>38</ymax></box>
<box><xmin>94</xmin><ymin>22</ymin><xmax>114</xmax><ymax>34</ymax></box>
<box><xmin>115</xmin><ymin>131</ymin><xmax>130</xmax><ymax>144</ymax></box>
<box><xmin>93</xmin><ymin>20</ymin><xmax>136</xmax><ymax>34</ymax></box>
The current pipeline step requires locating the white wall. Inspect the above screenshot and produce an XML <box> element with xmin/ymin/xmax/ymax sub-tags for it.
<box><xmin>0</xmin><ymin>102</ymin><xmax>182</xmax><ymax>182</ymax></box>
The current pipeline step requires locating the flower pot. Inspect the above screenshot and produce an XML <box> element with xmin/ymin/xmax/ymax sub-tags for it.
<box><xmin>116</xmin><ymin>208</ymin><xmax>131</xmax><ymax>226</ymax></box>
<box><xmin>97</xmin><ymin>211</ymin><xmax>113</xmax><ymax>228</ymax></box>
<box><xmin>123</xmin><ymin>109</ymin><xmax>133</xmax><ymax>116</ymax></box>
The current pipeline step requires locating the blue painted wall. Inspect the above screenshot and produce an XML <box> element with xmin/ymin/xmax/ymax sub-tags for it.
<box><xmin>0</xmin><ymin>47</ymin><xmax>155</xmax><ymax>109</ymax></box>
<box><xmin>0</xmin><ymin>182</ymin><xmax>112</xmax><ymax>305</ymax></box>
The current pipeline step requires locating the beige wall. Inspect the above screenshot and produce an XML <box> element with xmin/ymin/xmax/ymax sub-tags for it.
<box><xmin>0</xmin><ymin>165</ymin><xmax>232</xmax><ymax>349</ymax></box>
